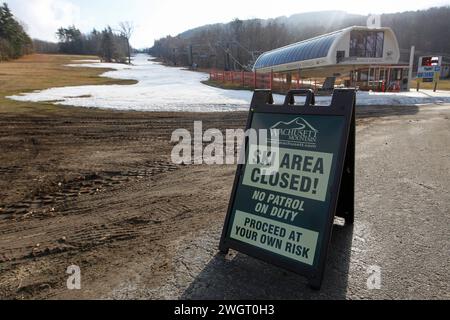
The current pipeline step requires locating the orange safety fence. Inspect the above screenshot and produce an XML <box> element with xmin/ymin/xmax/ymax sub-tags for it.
<box><xmin>208</xmin><ymin>70</ymin><xmax>329</xmax><ymax>92</ymax></box>
<box><xmin>209</xmin><ymin>70</ymin><xmax>402</xmax><ymax>93</ymax></box>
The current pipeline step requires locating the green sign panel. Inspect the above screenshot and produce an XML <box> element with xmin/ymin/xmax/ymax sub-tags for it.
<box><xmin>220</xmin><ymin>89</ymin><xmax>356</xmax><ymax>289</ymax></box>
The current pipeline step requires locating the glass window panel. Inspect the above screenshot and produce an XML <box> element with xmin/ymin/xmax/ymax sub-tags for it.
<box><xmin>315</xmin><ymin>39</ymin><xmax>325</xmax><ymax>58</ymax></box>
<box><xmin>316</xmin><ymin>38</ymin><xmax>327</xmax><ymax>57</ymax></box>
<box><xmin>272</xmin><ymin>51</ymin><xmax>281</xmax><ymax>65</ymax></box>
<box><xmin>319</xmin><ymin>37</ymin><xmax>332</xmax><ymax>57</ymax></box>
<box><xmin>310</xmin><ymin>39</ymin><xmax>321</xmax><ymax>59</ymax></box>
<box><xmin>350</xmin><ymin>31</ymin><xmax>384</xmax><ymax>58</ymax></box>
<box><xmin>357</xmin><ymin>33</ymin><xmax>366</xmax><ymax>57</ymax></box>
<box><xmin>366</xmin><ymin>32</ymin><xmax>376</xmax><ymax>57</ymax></box>
<box><xmin>350</xmin><ymin>41</ymin><xmax>356</xmax><ymax>56</ymax></box>
<box><xmin>280</xmin><ymin>49</ymin><xmax>289</xmax><ymax>64</ymax></box>
<box><xmin>303</xmin><ymin>42</ymin><xmax>314</xmax><ymax>60</ymax></box>
<box><xmin>303</xmin><ymin>42</ymin><xmax>313</xmax><ymax>60</ymax></box>
<box><xmin>376</xmin><ymin>32</ymin><xmax>384</xmax><ymax>58</ymax></box>
<box><xmin>297</xmin><ymin>43</ymin><xmax>307</xmax><ymax>61</ymax></box>
<box><xmin>286</xmin><ymin>48</ymin><xmax>296</xmax><ymax>63</ymax></box>
<box><xmin>292</xmin><ymin>46</ymin><xmax>303</xmax><ymax>62</ymax></box>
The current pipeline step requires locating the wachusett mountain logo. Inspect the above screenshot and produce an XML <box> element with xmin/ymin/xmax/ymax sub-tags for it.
<box><xmin>271</xmin><ymin>117</ymin><xmax>319</xmax><ymax>147</ymax></box>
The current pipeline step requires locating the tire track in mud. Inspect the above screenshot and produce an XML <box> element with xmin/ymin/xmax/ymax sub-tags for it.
<box><xmin>0</xmin><ymin>171</ymin><xmax>193</xmax><ymax>265</ymax></box>
<box><xmin>0</xmin><ymin>161</ymin><xmax>179</xmax><ymax>221</ymax></box>
<box><xmin>0</xmin><ymin>162</ymin><xmax>225</xmax><ymax>265</ymax></box>
<box><xmin>0</xmin><ymin>166</ymin><xmax>231</xmax><ymax>300</ymax></box>
<box><xmin>0</xmin><ymin>111</ymin><xmax>246</xmax><ymax>299</ymax></box>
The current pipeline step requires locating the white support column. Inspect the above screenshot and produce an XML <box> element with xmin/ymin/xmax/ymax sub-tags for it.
<box><xmin>407</xmin><ymin>46</ymin><xmax>415</xmax><ymax>91</ymax></box>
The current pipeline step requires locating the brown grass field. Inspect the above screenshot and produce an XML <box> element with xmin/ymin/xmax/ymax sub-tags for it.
<box><xmin>0</xmin><ymin>54</ymin><xmax>136</xmax><ymax>114</ymax></box>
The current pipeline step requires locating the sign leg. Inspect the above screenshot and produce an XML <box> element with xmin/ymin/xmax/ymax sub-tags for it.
<box><xmin>219</xmin><ymin>241</ymin><xmax>230</xmax><ymax>255</ymax></box>
<box><xmin>336</xmin><ymin>103</ymin><xmax>356</xmax><ymax>225</ymax></box>
<box><xmin>308</xmin><ymin>276</ymin><xmax>323</xmax><ymax>291</ymax></box>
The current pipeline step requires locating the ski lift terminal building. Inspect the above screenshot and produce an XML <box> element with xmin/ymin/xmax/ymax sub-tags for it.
<box><xmin>253</xmin><ymin>26</ymin><xmax>409</xmax><ymax>91</ymax></box>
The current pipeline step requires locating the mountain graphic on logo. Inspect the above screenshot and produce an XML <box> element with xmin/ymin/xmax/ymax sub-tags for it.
<box><xmin>271</xmin><ymin>117</ymin><xmax>318</xmax><ymax>132</ymax></box>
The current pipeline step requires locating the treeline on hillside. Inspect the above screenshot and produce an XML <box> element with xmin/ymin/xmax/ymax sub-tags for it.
<box><xmin>151</xmin><ymin>6</ymin><xmax>450</xmax><ymax>70</ymax></box>
<box><xmin>55</xmin><ymin>26</ymin><xmax>131</xmax><ymax>63</ymax></box>
<box><xmin>0</xmin><ymin>3</ymin><xmax>32</xmax><ymax>61</ymax></box>
<box><xmin>32</xmin><ymin>39</ymin><xmax>58</xmax><ymax>54</ymax></box>
<box><xmin>32</xmin><ymin>23</ymin><xmax>135</xmax><ymax>63</ymax></box>
<box><xmin>152</xmin><ymin>20</ymin><xmax>290</xmax><ymax>70</ymax></box>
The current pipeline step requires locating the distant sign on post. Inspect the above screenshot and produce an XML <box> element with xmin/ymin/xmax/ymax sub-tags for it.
<box><xmin>417</xmin><ymin>56</ymin><xmax>442</xmax><ymax>82</ymax></box>
<box><xmin>220</xmin><ymin>89</ymin><xmax>356</xmax><ymax>290</ymax></box>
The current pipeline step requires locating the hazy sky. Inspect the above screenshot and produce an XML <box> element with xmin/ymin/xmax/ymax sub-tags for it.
<box><xmin>5</xmin><ymin>0</ymin><xmax>450</xmax><ymax>48</ymax></box>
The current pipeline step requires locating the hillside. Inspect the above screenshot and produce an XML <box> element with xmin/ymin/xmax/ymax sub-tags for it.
<box><xmin>151</xmin><ymin>7</ymin><xmax>450</xmax><ymax>70</ymax></box>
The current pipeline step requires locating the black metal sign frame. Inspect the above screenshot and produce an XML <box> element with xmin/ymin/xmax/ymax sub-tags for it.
<box><xmin>219</xmin><ymin>89</ymin><xmax>356</xmax><ymax>290</ymax></box>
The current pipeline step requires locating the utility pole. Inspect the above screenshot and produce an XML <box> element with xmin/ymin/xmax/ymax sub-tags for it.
<box><xmin>408</xmin><ymin>46</ymin><xmax>415</xmax><ymax>92</ymax></box>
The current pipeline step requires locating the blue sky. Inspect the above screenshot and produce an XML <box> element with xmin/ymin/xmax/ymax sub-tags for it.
<box><xmin>5</xmin><ymin>0</ymin><xmax>450</xmax><ymax>48</ymax></box>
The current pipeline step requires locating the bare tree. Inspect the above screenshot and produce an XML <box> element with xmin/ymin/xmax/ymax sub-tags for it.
<box><xmin>119</xmin><ymin>21</ymin><xmax>134</xmax><ymax>64</ymax></box>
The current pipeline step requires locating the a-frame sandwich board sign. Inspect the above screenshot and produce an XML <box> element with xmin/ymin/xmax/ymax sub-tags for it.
<box><xmin>219</xmin><ymin>89</ymin><xmax>356</xmax><ymax>290</ymax></box>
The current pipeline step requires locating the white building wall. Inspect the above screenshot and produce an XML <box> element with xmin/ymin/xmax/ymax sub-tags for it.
<box><xmin>328</xmin><ymin>27</ymin><xmax>401</xmax><ymax>67</ymax></box>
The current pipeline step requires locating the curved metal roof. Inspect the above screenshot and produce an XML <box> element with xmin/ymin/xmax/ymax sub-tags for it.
<box><xmin>253</xmin><ymin>31</ymin><xmax>343</xmax><ymax>70</ymax></box>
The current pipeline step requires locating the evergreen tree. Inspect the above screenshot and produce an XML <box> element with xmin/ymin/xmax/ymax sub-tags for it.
<box><xmin>0</xmin><ymin>3</ymin><xmax>32</xmax><ymax>61</ymax></box>
<box><xmin>54</xmin><ymin>25</ymin><xmax>128</xmax><ymax>63</ymax></box>
<box><xmin>56</xmin><ymin>26</ymin><xmax>83</xmax><ymax>54</ymax></box>
<box><xmin>100</xmin><ymin>27</ymin><xmax>116</xmax><ymax>62</ymax></box>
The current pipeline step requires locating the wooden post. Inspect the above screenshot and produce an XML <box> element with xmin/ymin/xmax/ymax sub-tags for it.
<box><xmin>297</xmin><ymin>69</ymin><xmax>301</xmax><ymax>89</ymax></box>
<box><xmin>254</xmin><ymin>71</ymin><xmax>257</xmax><ymax>89</ymax></box>
<box><xmin>242</xmin><ymin>71</ymin><xmax>245</xmax><ymax>87</ymax></box>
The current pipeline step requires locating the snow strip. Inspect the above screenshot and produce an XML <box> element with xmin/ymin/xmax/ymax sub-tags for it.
<box><xmin>8</xmin><ymin>54</ymin><xmax>450</xmax><ymax>112</ymax></box>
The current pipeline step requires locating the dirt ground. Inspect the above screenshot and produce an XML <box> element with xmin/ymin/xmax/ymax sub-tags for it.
<box><xmin>0</xmin><ymin>103</ymin><xmax>449</xmax><ymax>300</ymax></box>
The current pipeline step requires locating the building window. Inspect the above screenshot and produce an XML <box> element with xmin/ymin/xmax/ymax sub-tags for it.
<box><xmin>336</xmin><ymin>51</ymin><xmax>345</xmax><ymax>63</ymax></box>
<box><xmin>350</xmin><ymin>31</ymin><xmax>384</xmax><ymax>58</ymax></box>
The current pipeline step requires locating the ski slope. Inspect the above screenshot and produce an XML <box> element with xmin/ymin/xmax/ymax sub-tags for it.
<box><xmin>8</xmin><ymin>54</ymin><xmax>450</xmax><ymax>112</ymax></box>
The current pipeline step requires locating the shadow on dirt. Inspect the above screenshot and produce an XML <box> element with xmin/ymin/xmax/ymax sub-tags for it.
<box><xmin>181</xmin><ymin>224</ymin><xmax>354</xmax><ymax>300</ymax></box>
